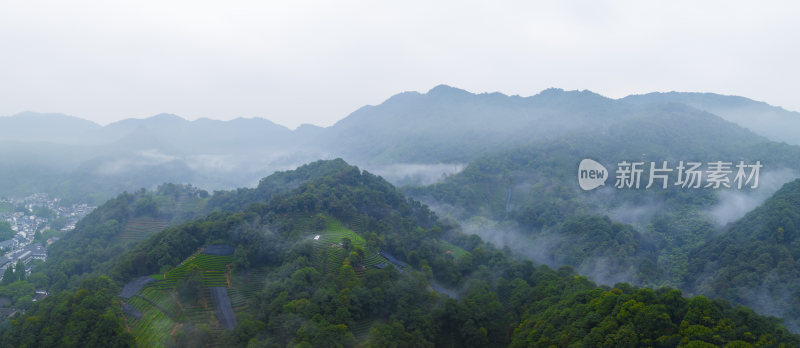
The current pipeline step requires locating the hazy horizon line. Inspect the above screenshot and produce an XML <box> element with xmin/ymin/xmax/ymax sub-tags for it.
<box><xmin>3</xmin><ymin>84</ymin><xmax>793</xmax><ymax>131</ymax></box>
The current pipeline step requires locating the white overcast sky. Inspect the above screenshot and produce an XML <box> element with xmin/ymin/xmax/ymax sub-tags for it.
<box><xmin>0</xmin><ymin>1</ymin><xmax>798</xmax><ymax>129</ymax></box>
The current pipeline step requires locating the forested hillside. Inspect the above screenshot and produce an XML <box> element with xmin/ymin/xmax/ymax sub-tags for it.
<box><xmin>2</xmin><ymin>160</ymin><xmax>798</xmax><ymax>347</ymax></box>
<box><xmin>36</xmin><ymin>184</ymin><xmax>209</xmax><ymax>291</ymax></box>
<box><xmin>401</xmin><ymin>102</ymin><xmax>800</xmax><ymax>333</ymax></box>
<box><xmin>406</xmin><ymin>104</ymin><xmax>800</xmax><ymax>282</ymax></box>
<box><xmin>622</xmin><ymin>92</ymin><xmax>800</xmax><ymax>145</ymax></box>
<box><xmin>686</xmin><ymin>179</ymin><xmax>800</xmax><ymax>331</ymax></box>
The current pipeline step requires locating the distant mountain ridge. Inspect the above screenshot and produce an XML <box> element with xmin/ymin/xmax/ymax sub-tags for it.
<box><xmin>1</xmin><ymin>85</ymin><xmax>798</xmax><ymax>202</ymax></box>
<box><xmin>5</xmin><ymin>86</ymin><xmax>797</xmax><ymax>149</ymax></box>
<box><xmin>0</xmin><ymin>111</ymin><xmax>101</xmax><ymax>144</ymax></box>
<box><xmin>622</xmin><ymin>91</ymin><xmax>800</xmax><ymax>145</ymax></box>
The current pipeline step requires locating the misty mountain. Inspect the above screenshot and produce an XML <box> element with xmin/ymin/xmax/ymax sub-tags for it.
<box><xmin>0</xmin><ymin>86</ymin><xmax>638</xmax><ymax>202</ymax></box>
<box><xmin>0</xmin><ymin>113</ymin><xmax>307</xmax><ymax>202</ymax></box>
<box><xmin>0</xmin><ymin>112</ymin><xmax>101</xmax><ymax>144</ymax></box>
<box><xmin>404</xmin><ymin>101</ymin><xmax>800</xmax><ymax>288</ymax></box>
<box><xmin>622</xmin><ymin>91</ymin><xmax>800</xmax><ymax>145</ymax></box>
<box><xmin>686</xmin><ymin>178</ymin><xmax>800</xmax><ymax>331</ymax></box>
<box><xmin>394</xmin><ymin>97</ymin><xmax>800</xmax><ymax>332</ymax></box>
<box><xmin>406</xmin><ymin>101</ymin><xmax>799</xmax><ymax>222</ymax></box>
<box><xmin>314</xmin><ymin>85</ymin><xmax>640</xmax><ymax>163</ymax></box>
<box><xmin>8</xmin><ymin>159</ymin><xmax>799</xmax><ymax>347</ymax></box>
<box><xmin>2</xmin><ymin>85</ymin><xmax>799</xmax><ymax>205</ymax></box>
<box><xmin>88</xmin><ymin>114</ymin><xmax>296</xmax><ymax>152</ymax></box>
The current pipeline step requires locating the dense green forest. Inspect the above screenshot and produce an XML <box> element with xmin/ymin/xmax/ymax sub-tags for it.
<box><xmin>404</xmin><ymin>104</ymin><xmax>800</xmax><ymax>330</ymax></box>
<box><xmin>2</xmin><ymin>159</ymin><xmax>798</xmax><ymax>347</ymax></box>
<box><xmin>686</xmin><ymin>179</ymin><xmax>800</xmax><ymax>331</ymax></box>
<box><xmin>34</xmin><ymin>183</ymin><xmax>209</xmax><ymax>291</ymax></box>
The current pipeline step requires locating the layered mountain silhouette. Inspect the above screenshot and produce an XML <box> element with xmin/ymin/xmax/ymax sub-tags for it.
<box><xmin>2</xmin><ymin>85</ymin><xmax>798</xmax><ymax>202</ymax></box>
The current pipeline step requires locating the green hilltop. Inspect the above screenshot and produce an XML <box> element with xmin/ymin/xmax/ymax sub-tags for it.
<box><xmin>3</xmin><ymin>159</ymin><xmax>799</xmax><ymax>347</ymax></box>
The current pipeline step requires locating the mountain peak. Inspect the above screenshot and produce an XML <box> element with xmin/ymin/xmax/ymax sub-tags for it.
<box><xmin>7</xmin><ymin>111</ymin><xmax>100</xmax><ymax>126</ymax></box>
<box><xmin>0</xmin><ymin>112</ymin><xmax>101</xmax><ymax>144</ymax></box>
<box><xmin>538</xmin><ymin>87</ymin><xmax>566</xmax><ymax>95</ymax></box>
<box><xmin>426</xmin><ymin>84</ymin><xmax>471</xmax><ymax>97</ymax></box>
<box><xmin>147</xmin><ymin>113</ymin><xmax>187</xmax><ymax>122</ymax></box>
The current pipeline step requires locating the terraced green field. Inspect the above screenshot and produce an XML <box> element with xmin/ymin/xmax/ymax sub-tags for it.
<box><xmin>120</xmin><ymin>215</ymin><xmax>411</xmax><ymax>347</ymax></box>
<box><xmin>140</xmin><ymin>287</ymin><xmax>183</xmax><ymax>321</ymax></box>
<box><xmin>150</xmin><ymin>253</ymin><xmax>231</xmax><ymax>290</ymax></box>
<box><xmin>439</xmin><ymin>240</ymin><xmax>470</xmax><ymax>259</ymax></box>
<box><xmin>348</xmin><ymin>215</ymin><xmax>370</xmax><ymax>234</ymax></box>
<box><xmin>124</xmin><ymin>295</ymin><xmax>176</xmax><ymax>347</ymax></box>
<box><xmin>119</xmin><ymin>217</ymin><xmax>169</xmax><ymax>242</ymax></box>
<box><xmin>122</xmin><ymin>250</ymin><xmax>234</xmax><ymax>347</ymax></box>
<box><xmin>228</xmin><ymin>268</ymin><xmax>269</xmax><ymax>310</ymax></box>
<box><xmin>310</xmin><ymin>217</ymin><xmax>389</xmax><ymax>277</ymax></box>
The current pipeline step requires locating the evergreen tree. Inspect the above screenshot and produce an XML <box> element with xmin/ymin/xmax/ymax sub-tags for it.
<box><xmin>16</xmin><ymin>259</ymin><xmax>25</xmax><ymax>281</ymax></box>
<box><xmin>2</xmin><ymin>265</ymin><xmax>14</xmax><ymax>285</ymax></box>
